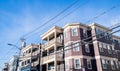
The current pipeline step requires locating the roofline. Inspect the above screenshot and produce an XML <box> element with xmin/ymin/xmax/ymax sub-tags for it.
<box><xmin>112</xmin><ymin>35</ymin><xmax>120</xmax><ymax>40</ymax></box>
<box><xmin>89</xmin><ymin>22</ymin><xmax>112</xmax><ymax>31</ymax></box>
<box><xmin>41</xmin><ymin>26</ymin><xmax>62</xmax><ymax>38</ymax></box>
<box><xmin>62</xmin><ymin>22</ymin><xmax>89</xmax><ymax>29</ymax></box>
<box><xmin>22</xmin><ymin>43</ymin><xmax>39</xmax><ymax>50</ymax></box>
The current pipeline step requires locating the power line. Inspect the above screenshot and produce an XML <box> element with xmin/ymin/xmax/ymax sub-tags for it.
<box><xmin>25</xmin><ymin>1</ymin><xmax>120</xmax><ymax>40</ymax></box>
<box><xmin>19</xmin><ymin>23</ymin><xmax>120</xmax><ymax>58</ymax></box>
<box><xmin>22</xmin><ymin>0</ymin><xmax>80</xmax><ymax>38</ymax></box>
<box><xmin>19</xmin><ymin>29</ymin><xmax>120</xmax><ymax>58</ymax></box>
<box><xmin>25</xmin><ymin>0</ymin><xmax>90</xmax><ymax>39</ymax></box>
<box><xmin>85</xmin><ymin>3</ymin><xmax>120</xmax><ymax>23</ymax></box>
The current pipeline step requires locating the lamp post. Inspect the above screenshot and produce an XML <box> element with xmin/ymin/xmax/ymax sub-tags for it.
<box><xmin>8</xmin><ymin>43</ymin><xmax>22</xmax><ymax>71</ymax></box>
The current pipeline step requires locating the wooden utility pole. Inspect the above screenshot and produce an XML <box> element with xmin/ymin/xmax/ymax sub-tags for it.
<box><xmin>38</xmin><ymin>43</ymin><xmax>42</xmax><ymax>71</ymax></box>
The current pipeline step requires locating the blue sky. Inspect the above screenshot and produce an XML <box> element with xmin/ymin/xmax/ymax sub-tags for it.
<box><xmin>0</xmin><ymin>0</ymin><xmax>120</xmax><ymax>70</ymax></box>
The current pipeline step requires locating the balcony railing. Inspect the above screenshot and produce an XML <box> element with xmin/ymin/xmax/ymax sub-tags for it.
<box><xmin>42</xmin><ymin>52</ymin><xmax>63</xmax><ymax>64</ymax></box>
<box><xmin>42</xmin><ymin>38</ymin><xmax>62</xmax><ymax>49</ymax></box>
<box><xmin>42</xmin><ymin>54</ymin><xmax>55</xmax><ymax>63</ymax></box>
<box><xmin>32</xmin><ymin>50</ymin><xmax>39</xmax><ymax>56</ymax></box>
<box><xmin>32</xmin><ymin>61</ymin><xmax>38</xmax><ymax>66</ymax></box>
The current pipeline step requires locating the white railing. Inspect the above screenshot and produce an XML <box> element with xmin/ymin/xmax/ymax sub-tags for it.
<box><xmin>42</xmin><ymin>52</ymin><xmax>63</xmax><ymax>64</ymax></box>
<box><xmin>42</xmin><ymin>38</ymin><xmax>62</xmax><ymax>48</ymax></box>
<box><xmin>32</xmin><ymin>50</ymin><xmax>39</xmax><ymax>56</ymax></box>
<box><xmin>42</xmin><ymin>54</ymin><xmax>55</xmax><ymax>63</ymax></box>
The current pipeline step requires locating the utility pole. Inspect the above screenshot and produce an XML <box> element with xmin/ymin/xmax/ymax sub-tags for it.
<box><xmin>16</xmin><ymin>38</ymin><xmax>25</xmax><ymax>71</ymax></box>
<box><xmin>61</xmin><ymin>33</ymin><xmax>65</xmax><ymax>71</ymax></box>
<box><xmin>38</xmin><ymin>43</ymin><xmax>42</xmax><ymax>71</ymax></box>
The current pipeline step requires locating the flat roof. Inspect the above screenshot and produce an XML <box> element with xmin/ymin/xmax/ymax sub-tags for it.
<box><xmin>89</xmin><ymin>22</ymin><xmax>112</xmax><ymax>31</ymax></box>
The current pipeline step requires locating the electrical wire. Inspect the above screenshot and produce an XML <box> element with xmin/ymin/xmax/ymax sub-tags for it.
<box><xmin>19</xmin><ymin>24</ymin><xmax>120</xmax><ymax>58</ymax></box>
<box><xmin>24</xmin><ymin>1</ymin><xmax>120</xmax><ymax>40</ymax></box>
<box><xmin>19</xmin><ymin>29</ymin><xmax>120</xmax><ymax>59</ymax></box>
<box><xmin>22</xmin><ymin>0</ymin><xmax>80</xmax><ymax>39</ymax></box>
<box><xmin>25</xmin><ymin>0</ymin><xmax>90</xmax><ymax>39</ymax></box>
<box><xmin>84</xmin><ymin>3</ymin><xmax>120</xmax><ymax>23</ymax></box>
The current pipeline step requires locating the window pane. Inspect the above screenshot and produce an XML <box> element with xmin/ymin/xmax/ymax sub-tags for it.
<box><xmin>73</xmin><ymin>43</ymin><xmax>79</xmax><ymax>52</ymax></box>
<box><xmin>72</xmin><ymin>28</ymin><xmax>78</xmax><ymax>36</ymax></box>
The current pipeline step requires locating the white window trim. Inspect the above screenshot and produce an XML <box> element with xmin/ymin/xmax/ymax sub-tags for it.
<box><xmin>111</xmin><ymin>60</ymin><xmax>115</xmax><ymax>70</ymax></box>
<box><xmin>83</xmin><ymin>29</ymin><xmax>87</xmax><ymax>38</ymax></box>
<box><xmin>98</xmin><ymin>42</ymin><xmax>104</xmax><ymax>52</ymax></box>
<box><xmin>115</xmin><ymin>61</ymin><xmax>119</xmax><ymax>69</ymax></box>
<box><xmin>103</xmin><ymin>43</ymin><xmax>106</xmax><ymax>49</ymax></box>
<box><xmin>87</xmin><ymin>60</ymin><xmax>92</xmax><ymax>69</ymax></box>
<box><xmin>102</xmin><ymin>59</ymin><xmax>107</xmax><ymax>69</ymax></box>
<box><xmin>73</xmin><ymin>42</ymin><xmax>79</xmax><ymax>52</ymax></box>
<box><xmin>74</xmin><ymin>59</ymin><xmax>81</xmax><ymax>69</ymax></box>
<box><xmin>108</xmin><ymin>45</ymin><xmax>112</xmax><ymax>54</ymax></box>
<box><xmin>71</xmin><ymin>28</ymin><xmax>78</xmax><ymax>36</ymax></box>
<box><xmin>85</xmin><ymin>44</ymin><xmax>90</xmax><ymax>53</ymax></box>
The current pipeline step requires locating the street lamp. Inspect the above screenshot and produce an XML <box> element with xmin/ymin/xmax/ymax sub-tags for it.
<box><xmin>8</xmin><ymin>43</ymin><xmax>21</xmax><ymax>50</ymax></box>
<box><xmin>8</xmin><ymin>43</ymin><xmax>22</xmax><ymax>71</ymax></box>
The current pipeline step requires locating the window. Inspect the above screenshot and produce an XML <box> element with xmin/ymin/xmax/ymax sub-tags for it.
<box><xmin>103</xmin><ymin>43</ymin><xmax>106</xmax><ymax>49</ymax></box>
<box><xmin>85</xmin><ymin>44</ymin><xmax>90</xmax><ymax>53</ymax></box>
<box><xmin>96</xmin><ymin>28</ymin><xmax>100</xmax><ymax>34</ymax></box>
<box><xmin>65</xmin><ymin>60</ymin><xmax>69</xmax><ymax>70</ymax></box>
<box><xmin>22</xmin><ymin>62</ymin><xmax>24</xmax><ymax>66</ymax></box>
<box><xmin>111</xmin><ymin>60</ymin><xmax>115</xmax><ymax>70</ymax></box>
<box><xmin>25</xmin><ymin>61</ymin><xmax>26</xmax><ymax>65</ymax></box>
<box><xmin>72</xmin><ymin>28</ymin><xmax>78</xmax><ymax>36</ymax></box>
<box><xmin>83</xmin><ymin>29</ymin><xmax>87</xmax><ymax>38</ymax></box>
<box><xmin>27</xmin><ymin>60</ymin><xmax>30</xmax><ymax>64</ymax></box>
<box><xmin>115</xmin><ymin>61</ymin><xmax>119</xmax><ymax>69</ymax></box>
<box><xmin>102</xmin><ymin>59</ymin><xmax>107</xmax><ymax>69</ymax></box>
<box><xmin>74</xmin><ymin>59</ymin><xmax>81</xmax><ymax>69</ymax></box>
<box><xmin>98</xmin><ymin>42</ymin><xmax>103</xmax><ymax>52</ymax></box>
<box><xmin>106</xmin><ymin>60</ymin><xmax>109</xmax><ymax>64</ymax></box>
<box><xmin>107</xmin><ymin>45</ymin><xmax>112</xmax><ymax>54</ymax></box>
<box><xmin>87</xmin><ymin>60</ymin><xmax>92</xmax><ymax>69</ymax></box>
<box><xmin>119</xmin><ymin>41</ymin><xmax>120</xmax><ymax>47</ymax></box>
<box><xmin>119</xmin><ymin>62</ymin><xmax>120</xmax><ymax>68</ymax></box>
<box><xmin>28</xmin><ymin>49</ymin><xmax>31</xmax><ymax>53</ymax></box>
<box><xmin>111</xmin><ymin>45</ymin><xmax>114</xmax><ymax>50</ymax></box>
<box><xmin>73</xmin><ymin>42</ymin><xmax>79</xmax><ymax>52</ymax></box>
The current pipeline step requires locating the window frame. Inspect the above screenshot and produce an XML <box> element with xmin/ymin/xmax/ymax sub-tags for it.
<box><xmin>87</xmin><ymin>60</ymin><xmax>92</xmax><ymax>69</ymax></box>
<box><xmin>74</xmin><ymin>59</ymin><xmax>81</xmax><ymax>69</ymax></box>
<box><xmin>98</xmin><ymin>42</ymin><xmax>104</xmax><ymax>52</ymax></box>
<box><xmin>85</xmin><ymin>44</ymin><xmax>90</xmax><ymax>53</ymax></box>
<box><xmin>71</xmin><ymin>28</ymin><xmax>78</xmax><ymax>36</ymax></box>
<box><xmin>102</xmin><ymin>59</ymin><xmax>107</xmax><ymax>69</ymax></box>
<box><xmin>111</xmin><ymin>60</ymin><xmax>115</xmax><ymax>70</ymax></box>
<box><xmin>73</xmin><ymin>42</ymin><xmax>79</xmax><ymax>52</ymax></box>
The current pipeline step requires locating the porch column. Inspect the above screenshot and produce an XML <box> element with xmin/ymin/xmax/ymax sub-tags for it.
<box><xmin>54</xmin><ymin>31</ymin><xmax>57</xmax><ymax>42</ymax></box>
<box><xmin>47</xmin><ymin>63</ymin><xmax>48</xmax><ymax>71</ymax></box>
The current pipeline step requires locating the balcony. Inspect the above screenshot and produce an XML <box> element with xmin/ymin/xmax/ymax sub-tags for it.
<box><xmin>42</xmin><ymin>38</ymin><xmax>62</xmax><ymax>50</ymax></box>
<box><xmin>41</xmin><ymin>52</ymin><xmax>63</xmax><ymax>64</ymax></box>
<box><xmin>31</xmin><ymin>61</ymin><xmax>38</xmax><ymax>66</ymax></box>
